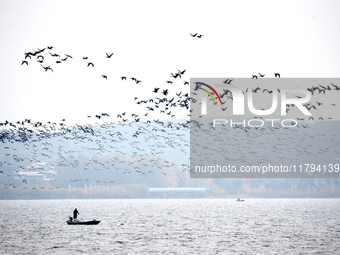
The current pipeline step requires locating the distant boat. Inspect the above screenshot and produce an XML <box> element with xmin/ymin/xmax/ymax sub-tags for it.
<box><xmin>236</xmin><ymin>198</ymin><xmax>245</xmax><ymax>202</ymax></box>
<box><xmin>66</xmin><ymin>217</ymin><xmax>100</xmax><ymax>225</ymax></box>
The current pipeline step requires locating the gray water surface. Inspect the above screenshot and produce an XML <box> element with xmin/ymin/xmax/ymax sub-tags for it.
<box><xmin>0</xmin><ymin>199</ymin><xmax>339</xmax><ymax>254</ymax></box>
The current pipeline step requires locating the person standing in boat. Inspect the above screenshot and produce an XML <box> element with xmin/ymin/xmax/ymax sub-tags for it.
<box><xmin>73</xmin><ymin>208</ymin><xmax>79</xmax><ymax>220</ymax></box>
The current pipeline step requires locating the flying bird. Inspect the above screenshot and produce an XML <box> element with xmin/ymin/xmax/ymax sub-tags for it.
<box><xmin>274</xmin><ymin>73</ymin><xmax>280</xmax><ymax>78</ymax></box>
<box><xmin>253</xmin><ymin>87</ymin><xmax>261</xmax><ymax>93</ymax></box>
<box><xmin>41</xmin><ymin>65</ymin><xmax>53</xmax><ymax>72</ymax></box>
<box><xmin>49</xmin><ymin>53</ymin><xmax>60</xmax><ymax>57</ymax></box>
<box><xmin>171</xmin><ymin>73</ymin><xmax>181</xmax><ymax>78</ymax></box>
<box><xmin>223</xmin><ymin>79</ymin><xmax>233</xmax><ymax>84</ymax></box>
<box><xmin>263</xmin><ymin>89</ymin><xmax>273</xmax><ymax>94</ymax></box>
<box><xmin>106</xmin><ymin>52</ymin><xmax>114</xmax><ymax>58</ymax></box>
<box><xmin>87</xmin><ymin>62</ymin><xmax>94</xmax><ymax>67</ymax></box>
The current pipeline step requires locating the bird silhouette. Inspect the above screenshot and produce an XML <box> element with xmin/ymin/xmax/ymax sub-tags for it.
<box><xmin>331</xmin><ymin>83</ymin><xmax>340</xmax><ymax>90</ymax></box>
<box><xmin>106</xmin><ymin>53</ymin><xmax>114</xmax><ymax>58</ymax></box>
<box><xmin>263</xmin><ymin>89</ymin><xmax>273</xmax><ymax>94</ymax></box>
<box><xmin>40</xmin><ymin>65</ymin><xmax>53</xmax><ymax>72</ymax></box>
<box><xmin>253</xmin><ymin>87</ymin><xmax>261</xmax><ymax>93</ymax></box>
<box><xmin>87</xmin><ymin>62</ymin><xmax>94</xmax><ymax>67</ymax></box>
<box><xmin>49</xmin><ymin>53</ymin><xmax>60</xmax><ymax>57</ymax></box>
<box><xmin>223</xmin><ymin>79</ymin><xmax>233</xmax><ymax>84</ymax></box>
<box><xmin>274</xmin><ymin>73</ymin><xmax>280</xmax><ymax>78</ymax></box>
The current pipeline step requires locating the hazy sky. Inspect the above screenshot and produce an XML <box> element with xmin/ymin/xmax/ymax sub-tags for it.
<box><xmin>1</xmin><ymin>0</ymin><xmax>340</xmax><ymax>124</ymax></box>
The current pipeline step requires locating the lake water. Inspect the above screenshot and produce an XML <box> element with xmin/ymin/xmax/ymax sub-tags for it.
<box><xmin>0</xmin><ymin>199</ymin><xmax>339</xmax><ymax>254</ymax></box>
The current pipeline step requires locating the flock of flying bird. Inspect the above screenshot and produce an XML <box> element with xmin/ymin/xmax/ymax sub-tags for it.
<box><xmin>190</xmin><ymin>114</ymin><xmax>340</xmax><ymax>179</ymax></box>
<box><xmin>0</xmin><ymin>118</ymin><xmax>191</xmax><ymax>191</ymax></box>
<box><xmin>21</xmin><ymin>46</ymin><xmax>193</xmax><ymax>87</ymax></box>
<box><xmin>2</xmin><ymin>31</ymin><xmax>339</xmax><ymax>192</ymax></box>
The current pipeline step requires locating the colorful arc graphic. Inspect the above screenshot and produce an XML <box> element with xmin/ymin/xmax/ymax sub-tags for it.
<box><xmin>199</xmin><ymin>88</ymin><xmax>217</xmax><ymax>105</ymax></box>
<box><xmin>196</xmin><ymin>82</ymin><xmax>223</xmax><ymax>106</ymax></box>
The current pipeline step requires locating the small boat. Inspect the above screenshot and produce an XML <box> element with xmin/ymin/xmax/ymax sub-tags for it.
<box><xmin>67</xmin><ymin>217</ymin><xmax>100</xmax><ymax>225</ymax></box>
<box><xmin>236</xmin><ymin>198</ymin><xmax>245</xmax><ymax>202</ymax></box>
